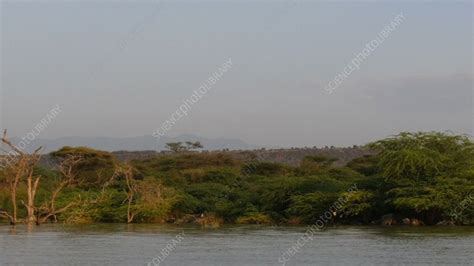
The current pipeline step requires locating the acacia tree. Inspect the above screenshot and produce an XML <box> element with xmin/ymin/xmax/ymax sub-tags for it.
<box><xmin>166</xmin><ymin>142</ymin><xmax>185</xmax><ymax>153</ymax></box>
<box><xmin>185</xmin><ymin>141</ymin><xmax>203</xmax><ymax>151</ymax></box>
<box><xmin>166</xmin><ymin>141</ymin><xmax>203</xmax><ymax>153</ymax></box>
<box><xmin>50</xmin><ymin>146</ymin><xmax>116</xmax><ymax>187</ymax></box>
<box><xmin>0</xmin><ymin>130</ymin><xmax>42</xmax><ymax>225</ymax></box>
<box><xmin>37</xmin><ymin>155</ymin><xmax>84</xmax><ymax>224</ymax></box>
<box><xmin>368</xmin><ymin>132</ymin><xmax>474</xmax><ymax>180</ymax></box>
<box><xmin>59</xmin><ymin>169</ymin><xmax>118</xmax><ymax>225</ymax></box>
<box><xmin>368</xmin><ymin>132</ymin><xmax>474</xmax><ymax>224</ymax></box>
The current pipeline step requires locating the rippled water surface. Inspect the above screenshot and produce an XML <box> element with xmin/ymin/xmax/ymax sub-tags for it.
<box><xmin>0</xmin><ymin>224</ymin><xmax>473</xmax><ymax>265</ymax></box>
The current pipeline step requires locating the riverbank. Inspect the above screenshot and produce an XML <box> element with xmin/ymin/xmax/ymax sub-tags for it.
<box><xmin>1</xmin><ymin>132</ymin><xmax>473</xmax><ymax>227</ymax></box>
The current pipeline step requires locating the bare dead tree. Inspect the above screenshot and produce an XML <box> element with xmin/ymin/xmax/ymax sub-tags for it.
<box><xmin>121</xmin><ymin>166</ymin><xmax>165</xmax><ymax>224</ymax></box>
<box><xmin>121</xmin><ymin>164</ymin><xmax>137</xmax><ymax>223</ymax></box>
<box><xmin>1</xmin><ymin>130</ymin><xmax>42</xmax><ymax>225</ymax></box>
<box><xmin>23</xmin><ymin>149</ymin><xmax>42</xmax><ymax>224</ymax></box>
<box><xmin>0</xmin><ymin>209</ymin><xmax>15</xmax><ymax>224</ymax></box>
<box><xmin>1</xmin><ymin>130</ymin><xmax>25</xmax><ymax>225</ymax></box>
<box><xmin>0</xmin><ymin>157</ymin><xmax>25</xmax><ymax>225</ymax></box>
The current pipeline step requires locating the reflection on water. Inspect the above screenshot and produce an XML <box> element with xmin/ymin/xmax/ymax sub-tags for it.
<box><xmin>0</xmin><ymin>224</ymin><xmax>473</xmax><ymax>266</ymax></box>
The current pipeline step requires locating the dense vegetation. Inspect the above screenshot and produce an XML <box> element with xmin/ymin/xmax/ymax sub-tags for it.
<box><xmin>0</xmin><ymin>132</ymin><xmax>473</xmax><ymax>226</ymax></box>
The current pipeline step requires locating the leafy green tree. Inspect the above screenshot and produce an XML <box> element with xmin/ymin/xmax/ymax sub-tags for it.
<box><xmin>185</xmin><ymin>141</ymin><xmax>203</xmax><ymax>150</ymax></box>
<box><xmin>166</xmin><ymin>141</ymin><xmax>204</xmax><ymax>153</ymax></box>
<box><xmin>166</xmin><ymin>142</ymin><xmax>185</xmax><ymax>153</ymax></box>
<box><xmin>346</xmin><ymin>155</ymin><xmax>378</xmax><ymax>176</ymax></box>
<box><xmin>242</xmin><ymin>162</ymin><xmax>288</xmax><ymax>176</ymax></box>
<box><xmin>338</xmin><ymin>190</ymin><xmax>374</xmax><ymax>222</ymax></box>
<box><xmin>297</xmin><ymin>156</ymin><xmax>338</xmax><ymax>176</ymax></box>
<box><xmin>287</xmin><ymin>192</ymin><xmax>338</xmax><ymax>223</ymax></box>
<box><xmin>368</xmin><ymin>132</ymin><xmax>473</xmax><ymax>180</ymax></box>
<box><xmin>50</xmin><ymin>147</ymin><xmax>116</xmax><ymax>186</ymax></box>
<box><xmin>368</xmin><ymin>132</ymin><xmax>474</xmax><ymax>224</ymax></box>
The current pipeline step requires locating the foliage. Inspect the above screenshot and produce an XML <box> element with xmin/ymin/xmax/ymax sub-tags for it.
<box><xmin>346</xmin><ymin>155</ymin><xmax>378</xmax><ymax>176</ymax></box>
<box><xmin>368</xmin><ymin>132</ymin><xmax>474</xmax><ymax>224</ymax></box>
<box><xmin>1</xmin><ymin>132</ymin><xmax>473</xmax><ymax>226</ymax></box>
<box><xmin>368</xmin><ymin>132</ymin><xmax>473</xmax><ymax>180</ymax></box>
<box><xmin>287</xmin><ymin>192</ymin><xmax>339</xmax><ymax>223</ymax></box>
<box><xmin>50</xmin><ymin>146</ymin><xmax>116</xmax><ymax>186</ymax></box>
<box><xmin>235</xmin><ymin>213</ymin><xmax>272</xmax><ymax>224</ymax></box>
<box><xmin>339</xmin><ymin>190</ymin><xmax>374</xmax><ymax>219</ymax></box>
<box><xmin>166</xmin><ymin>141</ymin><xmax>203</xmax><ymax>153</ymax></box>
<box><xmin>241</xmin><ymin>162</ymin><xmax>288</xmax><ymax>176</ymax></box>
<box><xmin>130</xmin><ymin>178</ymin><xmax>178</xmax><ymax>223</ymax></box>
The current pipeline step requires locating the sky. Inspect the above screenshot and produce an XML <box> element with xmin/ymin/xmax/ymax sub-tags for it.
<box><xmin>1</xmin><ymin>1</ymin><xmax>472</xmax><ymax>148</ymax></box>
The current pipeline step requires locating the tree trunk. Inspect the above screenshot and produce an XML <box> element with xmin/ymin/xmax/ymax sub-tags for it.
<box><xmin>1</xmin><ymin>130</ymin><xmax>42</xmax><ymax>225</ymax></box>
<box><xmin>10</xmin><ymin>178</ymin><xmax>19</xmax><ymax>225</ymax></box>
<box><xmin>123</xmin><ymin>165</ymin><xmax>136</xmax><ymax>224</ymax></box>
<box><xmin>127</xmin><ymin>194</ymin><xmax>135</xmax><ymax>224</ymax></box>
<box><xmin>25</xmin><ymin>171</ymin><xmax>40</xmax><ymax>224</ymax></box>
<box><xmin>11</xmin><ymin>191</ymin><xmax>17</xmax><ymax>225</ymax></box>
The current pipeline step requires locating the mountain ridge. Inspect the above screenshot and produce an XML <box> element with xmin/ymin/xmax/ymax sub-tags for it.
<box><xmin>8</xmin><ymin>134</ymin><xmax>259</xmax><ymax>153</ymax></box>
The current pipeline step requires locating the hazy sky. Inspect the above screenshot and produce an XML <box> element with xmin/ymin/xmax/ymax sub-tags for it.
<box><xmin>1</xmin><ymin>1</ymin><xmax>472</xmax><ymax>147</ymax></box>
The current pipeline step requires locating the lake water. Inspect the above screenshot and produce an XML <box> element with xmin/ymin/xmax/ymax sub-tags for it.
<box><xmin>0</xmin><ymin>224</ymin><xmax>473</xmax><ymax>266</ymax></box>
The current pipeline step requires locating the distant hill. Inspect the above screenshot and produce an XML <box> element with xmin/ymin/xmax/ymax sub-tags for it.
<box><xmin>8</xmin><ymin>134</ymin><xmax>259</xmax><ymax>153</ymax></box>
<box><xmin>112</xmin><ymin>146</ymin><xmax>373</xmax><ymax>167</ymax></box>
